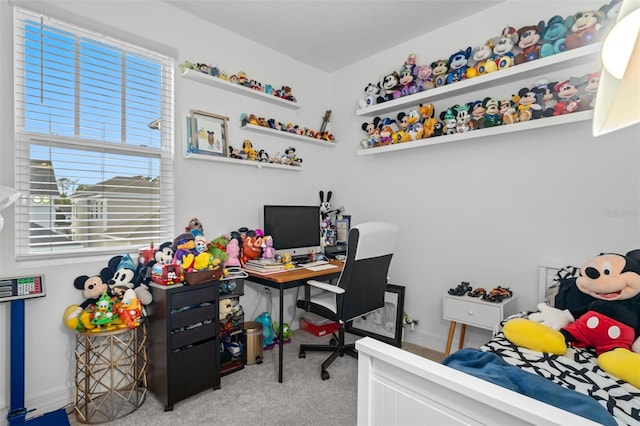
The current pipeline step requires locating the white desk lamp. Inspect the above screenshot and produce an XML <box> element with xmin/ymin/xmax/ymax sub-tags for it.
<box><xmin>593</xmin><ymin>0</ymin><xmax>640</xmax><ymax>136</ymax></box>
<box><xmin>0</xmin><ymin>186</ymin><xmax>20</xmax><ymax>232</ymax></box>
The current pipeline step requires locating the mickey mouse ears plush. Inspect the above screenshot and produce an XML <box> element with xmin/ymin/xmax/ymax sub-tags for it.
<box><xmin>117</xmin><ymin>254</ymin><xmax>137</xmax><ymax>272</ymax></box>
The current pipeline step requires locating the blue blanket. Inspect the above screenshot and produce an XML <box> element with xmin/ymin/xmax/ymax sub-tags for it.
<box><xmin>442</xmin><ymin>348</ymin><xmax>617</xmax><ymax>426</ymax></box>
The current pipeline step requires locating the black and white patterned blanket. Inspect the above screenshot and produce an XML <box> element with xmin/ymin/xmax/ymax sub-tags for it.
<box><xmin>481</xmin><ymin>314</ymin><xmax>640</xmax><ymax>425</ymax></box>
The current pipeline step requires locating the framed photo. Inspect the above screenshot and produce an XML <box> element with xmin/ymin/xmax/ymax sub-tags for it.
<box><xmin>336</xmin><ymin>215</ymin><xmax>351</xmax><ymax>245</ymax></box>
<box><xmin>346</xmin><ymin>284</ymin><xmax>405</xmax><ymax>347</ymax></box>
<box><xmin>185</xmin><ymin>110</ymin><xmax>228</xmax><ymax>157</ymax></box>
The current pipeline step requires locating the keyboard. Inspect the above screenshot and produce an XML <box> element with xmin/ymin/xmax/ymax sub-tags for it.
<box><xmin>301</xmin><ymin>260</ymin><xmax>328</xmax><ymax>267</ymax></box>
<box><xmin>304</xmin><ymin>263</ymin><xmax>338</xmax><ymax>272</ymax></box>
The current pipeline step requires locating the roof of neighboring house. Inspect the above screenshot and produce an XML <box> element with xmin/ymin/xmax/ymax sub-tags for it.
<box><xmin>102</xmin><ymin>211</ymin><xmax>161</xmax><ymax>238</ymax></box>
<box><xmin>70</xmin><ymin>176</ymin><xmax>159</xmax><ymax>198</ymax></box>
<box><xmin>30</xmin><ymin>159</ymin><xmax>59</xmax><ymax>196</ymax></box>
<box><xmin>29</xmin><ymin>222</ymin><xmax>72</xmax><ymax>244</ymax></box>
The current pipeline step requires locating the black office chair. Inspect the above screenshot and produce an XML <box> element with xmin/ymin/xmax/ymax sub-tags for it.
<box><xmin>297</xmin><ymin>221</ymin><xmax>398</xmax><ymax>380</ymax></box>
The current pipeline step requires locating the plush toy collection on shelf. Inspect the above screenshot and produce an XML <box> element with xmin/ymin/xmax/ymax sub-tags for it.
<box><xmin>357</xmin><ymin>0</ymin><xmax>619</xmax><ymax>111</ymax></box>
<box><xmin>240</xmin><ymin>112</ymin><xmax>335</xmax><ymax>143</ymax></box>
<box><xmin>180</xmin><ymin>61</ymin><xmax>296</xmax><ymax>103</ymax></box>
<box><xmin>228</xmin><ymin>137</ymin><xmax>303</xmax><ymax>167</ymax></box>
<box><xmin>360</xmin><ymin>68</ymin><xmax>601</xmax><ymax>149</ymax></box>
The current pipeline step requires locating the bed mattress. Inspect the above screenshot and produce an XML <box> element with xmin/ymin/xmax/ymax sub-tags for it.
<box><xmin>481</xmin><ymin>315</ymin><xmax>640</xmax><ymax>425</ymax></box>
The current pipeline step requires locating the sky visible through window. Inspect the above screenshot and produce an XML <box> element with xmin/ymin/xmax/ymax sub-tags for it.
<box><xmin>24</xmin><ymin>19</ymin><xmax>162</xmax><ymax>187</ymax></box>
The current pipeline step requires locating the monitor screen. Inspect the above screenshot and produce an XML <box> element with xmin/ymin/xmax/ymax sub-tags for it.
<box><xmin>263</xmin><ymin>205</ymin><xmax>321</xmax><ymax>260</ymax></box>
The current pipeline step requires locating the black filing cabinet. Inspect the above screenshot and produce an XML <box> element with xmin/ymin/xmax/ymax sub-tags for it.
<box><xmin>148</xmin><ymin>282</ymin><xmax>220</xmax><ymax>411</ymax></box>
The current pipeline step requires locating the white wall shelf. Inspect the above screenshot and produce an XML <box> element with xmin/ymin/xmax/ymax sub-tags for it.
<box><xmin>241</xmin><ymin>123</ymin><xmax>337</xmax><ymax>147</ymax></box>
<box><xmin>182</xmin><ymin>69</ymin><xmax>301</xmax><ymax>110</ymax></box>
<box><xmin>184</xmin><ymin>152</ymin><xmax>303</xmax><ymax>170</ymax></box>
<box><xmin>355</xmin><ymin>43</ymin><xmax>601</xmax><ymax>117</ymax></box>
<box><xmin>356</xmin><ymin>110</ymin><xmax>593</xmax><ymax>156</ymax></box>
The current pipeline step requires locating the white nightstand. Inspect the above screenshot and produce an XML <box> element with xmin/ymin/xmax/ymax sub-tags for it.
<box><xmin>443</xmin><ymin>294</ymin><xmax>517</xmax><ymax>356</ymax></box>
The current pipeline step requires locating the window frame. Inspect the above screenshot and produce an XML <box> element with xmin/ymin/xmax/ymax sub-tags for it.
<box><xmin>13</xmin><ymin>7</ymin><xmax>175</xmax><ymax>261</ymax></box>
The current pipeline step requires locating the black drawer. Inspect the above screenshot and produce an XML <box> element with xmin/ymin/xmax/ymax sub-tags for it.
<box><xmin>171</xmin><ymin>321</ymin><xmax>216</xmax><ymax>350</ymax></box>
<box><xmin>171</xmin><ymin>286</ymin><xmax>216</xmax><ymax>310</ymax></box>
<box><xmin>172</xmin><ymin>304</ymin><xmax>216</xmax><ymax>329</ymax></box>
<box><xmin>171</xmin><ymin>340</ymin><xmax>216</xmax><ymax>403</ymax></box>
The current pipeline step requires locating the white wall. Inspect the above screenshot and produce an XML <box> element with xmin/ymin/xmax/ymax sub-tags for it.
<box><xmin>0</xmin><ymin>0</ymin><xmax>638</xmax><ymax>419</ymax></box>
<box><xmin>0</xmin><ymin>0</ymin><xmax>335</xmax><ymax>418</ymax></box>
<box><xmin>329</xmin><ymin>0</ymin><xmax>640</xmax><ymax>350</ymax></box>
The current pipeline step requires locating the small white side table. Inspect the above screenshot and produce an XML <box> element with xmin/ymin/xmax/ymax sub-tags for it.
<box><xmin>443</xmin><ymin>294</ymin><xmax>517</xmax><ymax>356</ymax></box>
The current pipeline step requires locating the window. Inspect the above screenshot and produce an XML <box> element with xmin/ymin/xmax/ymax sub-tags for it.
<box><xmin>14</xmin><ymin>8</ymin><xmax>175</xmax><ymax>259</ymax></box>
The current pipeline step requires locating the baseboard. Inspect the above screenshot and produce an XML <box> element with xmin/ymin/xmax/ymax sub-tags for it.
<box><xmin>402</xmin><ymin>327</ymin><xmax>492</xmax><ymax>354</ymax></box>
<box><xmin>1</xmin><ymin>385</ymin><xmax>73</xmax><ymax>422</ymax></box>
<box><xmin>403</xmin><ymin>328</ymin><xmax>444</xmax><ymax>352</ymax></box>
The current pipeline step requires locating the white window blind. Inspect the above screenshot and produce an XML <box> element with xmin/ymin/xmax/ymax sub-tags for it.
<box><xmin>14</xmin><ymin>7</ymin><xmax>175</xmax><ymax>260</ymax></box>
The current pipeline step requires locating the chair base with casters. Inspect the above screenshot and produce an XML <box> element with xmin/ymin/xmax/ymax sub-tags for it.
<box><xmin>298</xmin><ymin>321</ymin><xmax>357</xmax><ymax>380</ymax></box>
<box><xmin>296</xmin><ymin>221</ymin><xmax>399</xmax><ymax>381</ymax></box>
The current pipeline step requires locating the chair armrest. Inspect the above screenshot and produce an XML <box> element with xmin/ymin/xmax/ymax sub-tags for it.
<box><xmin>306</xmin><ymin>280</ymin><xmax>345</xmax><ymax>294</ymax></box>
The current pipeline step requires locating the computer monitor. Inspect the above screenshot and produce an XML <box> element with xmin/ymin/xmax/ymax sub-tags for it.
<box><xmin>263</xmin><ymin>205</ymin><xmax>322</xmax><ymax>261</ymax></box>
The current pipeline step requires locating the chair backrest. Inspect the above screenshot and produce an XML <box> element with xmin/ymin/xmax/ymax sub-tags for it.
<box><xmin>336</xmin><ymin>221</ymin><xmax>398</xmax><ymax>322</ymax></box>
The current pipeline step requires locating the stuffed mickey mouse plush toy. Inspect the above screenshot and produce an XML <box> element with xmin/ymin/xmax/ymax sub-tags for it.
<box><xmin>504</xmin><ymin>250</ymin><xmax>640</xmax><ymax>388</ymax></box>
<box><xmin>64</xmin><ymin>273</ymin><xmax>111</xmax><ymax>331</ymax></box>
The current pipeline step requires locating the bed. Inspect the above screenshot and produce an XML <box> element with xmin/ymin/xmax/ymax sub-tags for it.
<box><xmin>355</xmin><ymin>265</ymin><xmax>640</xmax><ymax>426</ymax></box>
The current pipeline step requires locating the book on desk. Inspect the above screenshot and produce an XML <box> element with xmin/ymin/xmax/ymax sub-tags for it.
<box><xmin>242</xmin><ymin>259</ymin><xmax>285</xmax><ymax>273</ymax></box>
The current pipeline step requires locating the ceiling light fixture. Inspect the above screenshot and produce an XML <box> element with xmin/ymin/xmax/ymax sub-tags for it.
<box><xmin>593</xmin><ymin>0</ymin><xmax>640</xmax><ymax>137</ymax></box>
<box><xmin>601</xmin><ymin>8</ymin><xmax>640</xmax><ymax>79</ymax></box>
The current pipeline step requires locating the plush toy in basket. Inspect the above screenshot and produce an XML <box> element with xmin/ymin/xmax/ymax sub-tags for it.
<box><xmin>503</xmin><ymin>250</ymin><xmax>640</xmax><ymax>389</ymax></box>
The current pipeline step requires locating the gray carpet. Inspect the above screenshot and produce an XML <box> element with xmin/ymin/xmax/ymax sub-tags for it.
<box><xmin>68</xmin><ymin>330</ymin><xmax>358</xmax><ymax>426</ymax></box>
<box><xmin>67</xmin><ymin>330</ymin><xmax>444</xmax><ymax>425</ymax></box>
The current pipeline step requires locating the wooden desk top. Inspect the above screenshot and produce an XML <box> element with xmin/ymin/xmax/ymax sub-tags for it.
<box><xmin>243</xmin><ymin>259</ymin><xmax>344</xmax><ymax>284</ymax></box>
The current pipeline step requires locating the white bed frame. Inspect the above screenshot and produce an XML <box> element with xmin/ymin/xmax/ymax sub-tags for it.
<box><xmin>356</xmin><ymin>264</ymin><xmax>601</xmax><ymax>426</ymax></box>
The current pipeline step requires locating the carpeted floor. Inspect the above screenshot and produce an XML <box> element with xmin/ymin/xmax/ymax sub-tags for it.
<box><xmin>67</xmin><ymin>329</ymin><xmax>444</xmax><ymax>425</ymax></box>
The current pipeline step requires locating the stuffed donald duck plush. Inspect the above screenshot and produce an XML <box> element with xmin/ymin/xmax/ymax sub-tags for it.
<box><xmin>504</xmin><ymin>250</ymin><xmax>640</xmax><ymax>389</ymax></box>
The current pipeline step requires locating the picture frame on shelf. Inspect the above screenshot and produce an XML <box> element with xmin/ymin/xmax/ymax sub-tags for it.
<box><xmin>185</xmin><ymin>110</ymin><xmax>229</xmax><ymax>157</ymax></box>
<box><xmin>346</xmin><ymin>284</ymin><xmax>405</xmax><ymax>347</ymax></box>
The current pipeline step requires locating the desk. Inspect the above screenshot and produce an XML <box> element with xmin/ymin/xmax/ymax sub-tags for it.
<box><xmin>244</xmin><ymin>259</ymin><xmax>343</xmax><ymax>383</ymax></box>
